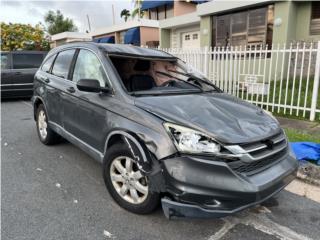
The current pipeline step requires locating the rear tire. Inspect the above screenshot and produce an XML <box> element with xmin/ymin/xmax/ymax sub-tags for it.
<box><xmin>36</xmin><ymin>104</ymin><xmax>60</xmax><ymax>145</ymax></box>
<box><xmin>103</xmin><ymin>143</ymin><xmax>159</xmax><ymax>214</ymax></box>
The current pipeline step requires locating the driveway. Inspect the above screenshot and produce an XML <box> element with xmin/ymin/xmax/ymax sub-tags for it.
<box><xmin>1</xmin><ymin>100</ymin><xmax>320</xmax><ymax>240</ymax></box>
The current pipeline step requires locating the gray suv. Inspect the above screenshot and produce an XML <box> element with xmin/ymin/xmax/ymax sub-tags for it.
<box><xmin>32</xmin><ymin>43</ymin><xmax>298</xmax><ymax>219</ymax></box>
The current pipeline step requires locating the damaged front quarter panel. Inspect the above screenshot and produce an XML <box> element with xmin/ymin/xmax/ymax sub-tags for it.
<box><xmin>121</xmin><ymin>133</ymin><xmax>167</xmax><ymax>193</ymax></box>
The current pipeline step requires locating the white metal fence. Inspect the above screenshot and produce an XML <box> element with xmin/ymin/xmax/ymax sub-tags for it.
<box><xmin>160</xmin><ymin>42</ymin><xmax>320</xmax><ymax>121</ymax></box>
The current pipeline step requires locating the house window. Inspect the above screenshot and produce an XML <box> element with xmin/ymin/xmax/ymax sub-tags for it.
<box><xmin>166</xmin><ymin>5</ymin><xmax>174</xmax><ymax>18</ymax></box>
<box><xmin>147</xmin><ymin>4</ymin><xmax>173</xmax><ymax>20</ymax></box>
<box><xmin>158</xmin><ymin>5</ymin><xmax>166</xmax><ymax>20</ymax></box>
<box><xmin>149</xmin><ymin>9</ymin><xmax>158</xmax><ymax>20</ymax></box>
<box><xmin>185</xmin><ymin>34</ymin><xmax>190</xmax><ymax>40</ymax></box>
<box><xmin>212</xmin><ymin>5</ymin><xmax>274</xmax><ymax>47</ymax></box>
<box><xmin>193</xmin><ymin>33</ymin><xmax>198</xmax><ymax>40</ymax></box>
<box><xmin>310</xmin><ymin>2</ymin><xmax>320</xmax><ymax>35</ymax></box>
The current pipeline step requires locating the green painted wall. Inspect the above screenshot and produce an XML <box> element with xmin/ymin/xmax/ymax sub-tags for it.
<box><xmin>200</xmin><ymin>15</ymin><xmax>211</xmax><ymax>47</ymax></box>
<box><xmin>295</xmin><ymin>2</ymin><xmax>320</xmax><ymax>42</ymax></box>
<box><xmin>160</xmin><ymin>29</ymin><xmax>171</xmax><ymax>48</ymax></box>
<box><xmin>272</xmin><ymin>1</ymin><xmax>297</xmax><ymax>44</ymax></box>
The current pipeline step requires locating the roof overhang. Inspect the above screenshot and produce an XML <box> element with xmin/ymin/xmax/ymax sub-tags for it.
<box><xmin>159</xmin><ymin>12</ymin><xmax>200</xmax><ymax>29</ymax></box>
<box><xmin>90</xmin><ymin>19</ymin><xmax>159</xmax><ymax>37</ymax></box>
<box><xmin>141</xmin><ymin>0</ymin><xmax>173</xmax><ymax>11</ymax></box>
<box><xmin>197</xmin><ymin>0</ymin><xmax>274</xmax><ymax>16</ymax></box>
<box><xmin>51</xmin><ymin>32</ymin><xmax>91</xmax><ymax>41</ymax></box>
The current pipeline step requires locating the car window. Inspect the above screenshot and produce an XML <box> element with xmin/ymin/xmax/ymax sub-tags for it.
<box><xmin>1</xmin><ymin>54</ymin><xmax>9</xmax><ymax>69</ymax></box>
<box><xmin>41</xmin><ymin>54</ymin><xmax>56</xmax><ymax>73</ymax></box>
<box><xmin>12</xmin><ymin>53</ymin><xmax>44</xmax><ymax>69</ymax></box>
<box><xmin>51</xmin><ymin>50</ymin><xmax>75</xmax><ymax>79</ymax></box>
<box><xmin>72</xmin><ymin>49</ymin><xmax>107</xmax><ymax>87</ymax></box>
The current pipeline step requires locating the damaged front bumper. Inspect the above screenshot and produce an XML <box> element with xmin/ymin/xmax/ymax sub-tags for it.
<box><xmin>160</xmin><ymin>152</ymin><xmax>298</xmax><ymax>219</ymax></box>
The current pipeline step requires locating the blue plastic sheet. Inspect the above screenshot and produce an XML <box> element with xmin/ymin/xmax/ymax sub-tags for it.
<box><xmin>290</xmin><ymin>142</ymin><xmax>320</xmax><ymax>165</ymax></box>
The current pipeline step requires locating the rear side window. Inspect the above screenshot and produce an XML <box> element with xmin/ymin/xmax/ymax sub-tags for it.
<box><xmin>41</xmin><ymin>54</ymin><xmax>56</xmax><ymax>73</ymax></box>
<box><xmin>1</xmin><ymin>54</ymin><xmax>9</xmax><ymax>69</ymax></box>
<box><xmin>51</xmin><ymin>50</ymin><xmax>75</xmax><ymax>79</ymax></box>
<box><xmin>12</xmin><ymin>53</ymin><xmax>44</xmax><ymax>69</ymax></box>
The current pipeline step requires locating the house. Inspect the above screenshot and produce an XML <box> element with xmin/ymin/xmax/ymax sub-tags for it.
<box><xmin>91</xmin><ymin>0</ymin><xmax>207</xmax><ymax>48</ymax></box>
<box><xmin>50</xmin><ymin>32</ymin><xmax>91</xmax><ymax>48</ymax></box>
<box><xmin>160</xmin><ymin>0</ymin><xmax>320</xmax><ymax>48</ymax></box>
<box><xmin>154</xmin><ymin>0</ymin><xmax>207</xmax><ymax>49</ymax></box>
<box><xmin>200</xmin><ymin>0</ymin><xmax>320</xmax><ymax>48</ymax></box>
<box><xmin>90</xmin><ymin>19</ymin><xmax>159</xmax><ymax>47</ymax></box>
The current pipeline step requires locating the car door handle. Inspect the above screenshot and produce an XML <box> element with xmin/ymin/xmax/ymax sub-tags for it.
<box><xmin>15</xmin><ymin>72</ymin><xmax>22</xmax><ymax>75</ymax></box>
<box><xmin>44</xmin><ymin>78</ymin><xmax>50</xmax><ymax>83</ymax></box>
<box><xmin>66</xmin><ymin>86</ymin><xmax>75</xmax><ymax>93</ymax></box>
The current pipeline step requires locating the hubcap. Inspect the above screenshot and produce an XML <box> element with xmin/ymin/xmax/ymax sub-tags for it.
<box><xmin>110</xmin><ymin>156</ymin><xmax>148</xmax><ymax>204</ymax></box>
<box><xmin>38</xmin><ymin>110</ymin><xmax>47</xmax><ymax>139</ymax></box>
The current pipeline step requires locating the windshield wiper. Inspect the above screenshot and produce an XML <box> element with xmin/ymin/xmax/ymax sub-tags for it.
<box><xmin>168</xmin><ymin>70</ymin><xmax>221</xmax><ymax>92</ymax></box>
<box><xmin>155</xmin><ymin>71</ymin><xmax>204</xmax><ymax>92</ymax></box>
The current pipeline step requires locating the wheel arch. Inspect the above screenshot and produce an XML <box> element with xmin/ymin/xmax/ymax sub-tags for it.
<box><xmin>104</xmin><ymin>129</ymin><xmax>166</xmax><ymax>193</ymax></box>
<box><xmin>33</xmin><ymin>96</ymin><xmax>45</xmax><ymax>120</ymax></box>
<box><xmin>105</xmin><ymin>130</ymin><xmax>150</xmax><ymax>164</ymax></box>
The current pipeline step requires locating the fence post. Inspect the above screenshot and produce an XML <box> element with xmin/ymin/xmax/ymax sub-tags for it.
<box><xmin>310</xmin><ymin>41</ymin><xmax>320</xmax><ymax>121</ymax></box>
<box><xmin>204</xmin><ymin>46</ymin><xmax>209</xmax><ymax>78</ymax></box>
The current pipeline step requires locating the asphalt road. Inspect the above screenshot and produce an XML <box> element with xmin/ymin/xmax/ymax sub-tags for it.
<box><xmin>2</xmin><ymin>100</ymin><xmax>320</xmax><ymax>240</ymax></box>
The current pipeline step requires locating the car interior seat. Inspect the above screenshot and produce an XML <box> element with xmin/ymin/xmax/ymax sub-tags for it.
<box><xmin>127</xmin><ymin>60</ymin><xmax>155</xmax><ymax>92</ymax></box>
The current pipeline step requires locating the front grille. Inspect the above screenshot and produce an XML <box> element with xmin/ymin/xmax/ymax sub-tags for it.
<box><xmin>227</xmin><ymin>131</ymin><xmax>288</xmax><ymax>176</ymax></box>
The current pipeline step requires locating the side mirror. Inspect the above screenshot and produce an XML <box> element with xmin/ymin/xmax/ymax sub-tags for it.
<box><xmin>76</xmin><ymin>79</ymin><xmax>109</xmax><ymax>93</ymax></box>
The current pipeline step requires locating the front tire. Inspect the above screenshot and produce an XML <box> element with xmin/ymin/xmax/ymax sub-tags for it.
<box><xmin>36</xmin><ymin>104</ymin><xmax>60</xmax><ymax>145</ymax></box>
<box><xmin>103</xmin><ymin>143</ymin><xmax>159</xmax><ymax>214</ymax></box>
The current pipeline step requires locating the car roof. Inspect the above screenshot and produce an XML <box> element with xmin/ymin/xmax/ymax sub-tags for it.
<box><xmin>52</xmin><ymin>42</ymin><xmax>176</xmax><ymax>60</ymax></box>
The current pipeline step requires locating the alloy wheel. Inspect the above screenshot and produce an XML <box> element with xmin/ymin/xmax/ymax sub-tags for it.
<box><xmin>110</xmin><ymin>156</ymin><xmax>148</xmax><ymax>204</ymax></box>
<box><xmin>38</xmin><ymin>110</ymin><xmax>47</xmax><ymax>139</ymax></box>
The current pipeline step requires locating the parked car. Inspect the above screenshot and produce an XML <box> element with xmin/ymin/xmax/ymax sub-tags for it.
<box><xmin>32</xmin><ymin>43</ymin><xmax>298</xmax><ymax>219</ymax></box>
<box><xmin>1</xmin><ymin>51</ymin><xmax>47</xmax><ymax>99</ymax></box>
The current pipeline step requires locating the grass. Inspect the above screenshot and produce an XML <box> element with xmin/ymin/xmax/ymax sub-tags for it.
<box><xmin>242</xmin><ymin>77</ymin><xmax>320</xmax><ymax>122</ymax></box>
<box><xmin>284</xmin><ymin>128</ymin><xmax>320</xmax><ymax>142</ymax></box>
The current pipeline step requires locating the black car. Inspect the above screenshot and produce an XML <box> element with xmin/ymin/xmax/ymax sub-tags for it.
<box><xmin>1</xmin><ymin>51</ymin><xmax>47</xmax><ymax>99</ymax></box>
<box><xmin>32</xmin><ymin>43</ymin><xmax>298</xmax><ymax>219</ymax></box>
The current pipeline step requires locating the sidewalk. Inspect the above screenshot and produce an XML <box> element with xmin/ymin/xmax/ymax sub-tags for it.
<box><xmin>277</xmin><ymin>116</ymin><xmax>320</xmax><ymax>136</ymax></box>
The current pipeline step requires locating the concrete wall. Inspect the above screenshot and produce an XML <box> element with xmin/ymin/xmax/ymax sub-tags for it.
<box><xmin>273</xmin><ymin>1</ymin><xmax>297</xmax><ymax>44</ymax></box>
<box><xmin>160</xmin><ymin>29</ymin><xmax>171</xmax><ymax>48</ymax></box>
<box><xmin>173</xmin><ymin>1</ymin><xmax>196</xmax><ymax>17</ymax></box>
<box><xmin>140</xmin><ymin>27</ymin><xmax>159</xmax><ymax>46</ymax></box>
<box><xmin>200</xmin><ymin>15</ymin><xmax>211</xmax><ymax>47</ymax></box>
<box><xmin>295</xmin><ymin>1</ymin><xmax>320</xmax><ymax>42</ymax></box>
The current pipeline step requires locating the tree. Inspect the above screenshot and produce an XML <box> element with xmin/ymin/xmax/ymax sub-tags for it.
<box><xmin>131</xmin><ymin>8</ymin><xmax>145</xmax><ymax>19</ymax></box>
<box><xmin>1</xmin><ymin>22</ymin><xmax>50</xmax><ymax>51</ymax></box>
<box><xmin>120</xmin><ymin>9</ymin><xmax>131</xmax><ymax>22</ymax></box>
<box><xmin>131</xmin><ymin>0</ymin><xmax>144</xmax><ymax>19</ymax></box>
<box><xmin>44</xmin><ymin>10</ymin><xmax>78</xmax><ymax>35</ymax></box>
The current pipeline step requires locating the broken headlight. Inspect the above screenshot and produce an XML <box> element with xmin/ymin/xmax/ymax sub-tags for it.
<box><xmin>164</xmin><ymin>123</ymin><xmax>221</xmax><ymax>154</ymax></box>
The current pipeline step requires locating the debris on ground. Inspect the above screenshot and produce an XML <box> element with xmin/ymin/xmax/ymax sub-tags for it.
<box><xmin>4</xmin><ymin>142</ymin><xmax>8</xmax><ymax>146</ymax></box>
<box><xmin>55</xmin><ymin>183</ymin><xmax>61</xmax><ymax>188</ymax></box>
<box><xmin>36</xmin><ymin>168</ymin><xmax>42</xmax><ymax>171</ymax></box>
<box><xmin>103</xmin><ymin>230</ymin><xmax>115</xmax><ymax>238</ymax></box>
<box><xmin>297</xmin><ymin>161</ymin><xmax>320</xmax><ymax>186</ymax></box>
<box><xmin>73</xmin><ymin>199</ymin><xmax>78</xmax><ymax>203</ymax></box>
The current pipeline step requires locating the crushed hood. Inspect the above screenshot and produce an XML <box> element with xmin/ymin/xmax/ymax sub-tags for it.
<box><xmin>134</xmin><ymin>93</ymin><xmax>280</xmax><ymax>144</ymax></box>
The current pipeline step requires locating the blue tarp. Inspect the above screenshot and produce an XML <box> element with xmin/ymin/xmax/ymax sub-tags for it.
<box><xmin>124</xmin><ymin>27</ymin><xmax>140</xmax><ymax>45</ymax></box>
<box><xmin>93</xmin><ymin>36</ymin><xmax>115</xmax><ymax>43</ymax></box>
<box><xmin>290</xmin><ymin>142</ymin><xmax>320</xmax><ymax>165</ymax></box>
<box><xmin>141</xmin><ymin>0</ymin><xmax>173</xmax><ymax>10</ymax></box>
